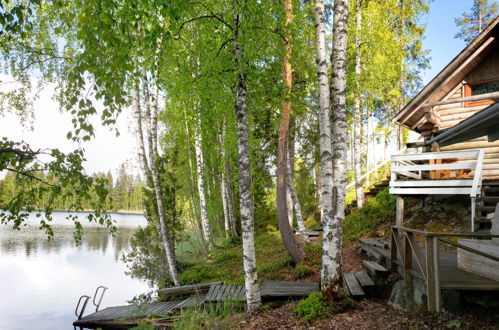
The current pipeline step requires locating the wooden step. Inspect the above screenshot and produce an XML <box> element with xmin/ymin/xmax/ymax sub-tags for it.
<box><xmin>355</xmin><ymin>270</ymin><xmax>375</xmax><ymax>287</ymax></box>
<box><xmin>362</xmin><ymin>260</ymin><xmax>388</xmax><ymax>273</ymax></box>
<box><xmin>359</xmin><ymin>238</ymin><xmax>389</xmax><ymax>249</ymax></box>
<box><xmin>343</xmin><ymin>272</ymin><xmax>365</xmax><ymax>297</ymax></box>
<box><xmin>477</xmin><ymin>197</ymin><xmax>499</xmax><ymax>203</ymax></box>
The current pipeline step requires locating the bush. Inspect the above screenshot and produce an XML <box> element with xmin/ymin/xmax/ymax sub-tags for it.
<box><xmin>295</xmin><ymin>291</ymin><xmax>354</xmax><ymax>323</ymax></box>
<box><xmin>295</xmin><ymin>292</ymin><xmax>329</xmax><ymax>323</ymax></box>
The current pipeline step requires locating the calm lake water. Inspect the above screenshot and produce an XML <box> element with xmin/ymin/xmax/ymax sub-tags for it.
<box><xmin>0</xmin><ymin>211</ymin><xmax>150</xmax><ymax>330</ymax></box>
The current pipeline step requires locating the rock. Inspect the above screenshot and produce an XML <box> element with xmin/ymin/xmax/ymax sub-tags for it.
<box><xmin>388</xmin><ymin>280</ymin><xmax>423</xmax><ymax>312</ymax></box>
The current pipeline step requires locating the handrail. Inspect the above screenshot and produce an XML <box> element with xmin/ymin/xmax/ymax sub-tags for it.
<box><xmin>438</xmin><ymin>238</ymin><xmax>499</xmax><ymax>263</ymax></box>
<box><xmin>92</xmin><ymin>286</ymin><xmax>108</xmax><ymax>312</ymax></box>
<box><xmin>75</xmin><ymin>295</ymin><xmax>90</xmax><ymax>320</ymax></box>
<box><xmin>391</xmin><ymin>225</ymin><xmax>499</xmax><ymax>312</ymax></box>
<box><xmin>471</xmin><ymin>149</ymin><xmax>485</xmax><ymax>197</ymax></box>
<box><xmin>391</xmin><ymin>226</ymin><xmax>499</xmax><ymax>238</ymax></box>
<box><xmin>346</xmin><ymin>158</ymin><xmax>391</xmax><ymax>190</ymax></box>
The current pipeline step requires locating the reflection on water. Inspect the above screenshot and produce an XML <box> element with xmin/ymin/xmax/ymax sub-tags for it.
<box><xmin>0</xmin><ymin>212</ymin><xmax>151</xmax><ymax>330</ymax></box>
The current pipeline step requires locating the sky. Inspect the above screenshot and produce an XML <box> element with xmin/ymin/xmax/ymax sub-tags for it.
<box><xmin>0</xmin><ymin>0</ymin><xmax>477</xmax><ymax>175</ymax></box>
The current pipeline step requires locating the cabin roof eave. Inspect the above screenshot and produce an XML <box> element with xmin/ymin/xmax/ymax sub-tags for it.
<box><xmin>394</xmin><ymin>15</ymin><xmax>499</xmax><ymax>129</ymax></box>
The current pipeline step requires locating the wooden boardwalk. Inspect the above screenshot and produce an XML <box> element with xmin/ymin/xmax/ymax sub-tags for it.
<box><xmin>74</xmin><ymin>280</ymin><xmax>320</xmax><ymax>328</ymax></box>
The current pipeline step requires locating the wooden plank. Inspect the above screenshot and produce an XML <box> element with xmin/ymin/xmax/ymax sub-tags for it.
<box><xmin>392</xmin><ymin>162</ymin><xmax>477</xmax><ymax>172</ymax></box>
<box><xmin>157</xmin><ymin>281</ymin><xmax>223</xmax><ymax>297</ymax></box>
<box><xmin>390</xmin><ymin>187</ymin><xmax>472</xmax><ymax>195</ymax></box>
<box><xmin>260</xmin><ymin>281</ymin><xmax>319</xmax><ymax>297</ymax></box>
<box><xmin>355</xmin><ymin>270</ymin><xmax>375</xmax><ymax>287</ymax></box>
<box><xmin>390</xmin><ymin>179</ymin><xmax>474</xmax><ymax>187</ymax></box>
<box><xmin>392</xmin><ymin>150</ymin><xmax>480</xmax><ymax>161</ymax></box>
<box><xmin>359</xmin><ymin>238</ymin><xmax>389</xmax><ymax>249</ymax></box>
<box><xmin>343</xmin><ymin>273</ymin><xmax>365</xmax><ymax>297</ymax></box>
<box><xmin>362</xmin><ymin>260</ymin><xmax>387</xmax><ymax>273</ymax></box>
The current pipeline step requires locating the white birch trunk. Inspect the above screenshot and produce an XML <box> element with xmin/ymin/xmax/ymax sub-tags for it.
<box><xmin>326</xmin><ymin>0</ymin><xmax>349</xmax><ymax>292</ymax></box>
<box><xmin>353</xmin><ymin>0</ymin><xmax>364</xmax><ymax>208</ymax></box>
<box><xmin>287</xmin><ymin>159</ymin><xmax>309</xmax><ymax>243</ymax></box>
<box><xmin>133</xmin><ymin>82</ymin><xmax>180</xmax><ymax>287</ymax></box>
<box><xmin>234</xmin><ymin>9</ymin><xmax>261</xmax><ymax>313</ymax></box>
<box><xmin>132</xmin><ymin>87</ymin><xmax>149</xmax><ymax>177</ymax></box>
<box><xmin>220</xmin><ymin>132</ymin><xmax>231</xmax><ymax>238</ymax></box>
<box><xmin>194</xmin><ymin>120</ymin><xmax>214</xmax><ymax>251</ymax></box>
<box><xmin>314</xmin><ymin>0</ymin><xmax>336</xmax><ymax>291</ymax></box>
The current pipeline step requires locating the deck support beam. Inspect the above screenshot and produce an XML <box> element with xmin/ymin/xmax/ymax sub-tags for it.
<box><xmin>396</xmin><ymin>196</ymin><xmax>404</xmax><ymax>226</ymax></box>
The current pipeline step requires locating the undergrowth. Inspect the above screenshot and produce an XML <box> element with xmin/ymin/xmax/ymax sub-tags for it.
<box><xmin>173</xmin><ymin>301</ymin><xmax>244</xmax><ymax>329</ymax></box>
<box><xmin>295</xmin><ymin>291</ymin><xmax>354</xmax><ymax>323</ymax></box>
<box><xmin>343</xmin><ymin>187</ymin><xmax>395</xmax><ymax>243</ymax></box>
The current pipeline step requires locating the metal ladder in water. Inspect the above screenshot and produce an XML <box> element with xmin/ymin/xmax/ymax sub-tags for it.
<box><xmin>74</xmin><ymin>286</ymin><xmax>108</xmax><ymax>321</ymax></box>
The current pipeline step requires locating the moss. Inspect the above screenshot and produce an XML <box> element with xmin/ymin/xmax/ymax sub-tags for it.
<box><xmin>293</xmin><ymin>263</ymin><xmax>313</xmax><ymax>279</ymax></box>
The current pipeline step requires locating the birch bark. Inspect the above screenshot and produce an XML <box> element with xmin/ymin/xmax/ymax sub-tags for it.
<box><xmin>326</xmin><ymin>0</ymin><xmax>349</xmax><ymax>292</ymax></box>
<box><xmin>194</xmin><ymin>119</ymin><xmax>214</xmax><ymax>251</ymax></box>
<box><xmin>314</xmin><ymin>0</ymin><xmax>335</xmax><ymax>290</ymax></box>
<box><xmin>233</xmin><ymin>8</ymin><xmax>261</xmax><ymax>313</ymax></box>
<box><xmin>353</xmin><ymin>0</ymin><xmax>365</xmax><ymax>208</ymax></box>
<box><xmin>133</xmin><ymin>82</ymin><xmax>180</xmax><ymax>287</ymax></box>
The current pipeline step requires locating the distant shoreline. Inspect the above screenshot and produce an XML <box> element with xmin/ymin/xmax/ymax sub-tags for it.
<box><xmin>17</xmin><ymin>209</ymin><xmax>146</xmax><ymax>216</ymax></box>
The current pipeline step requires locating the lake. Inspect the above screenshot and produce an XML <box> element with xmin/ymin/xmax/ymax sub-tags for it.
<box><xmin>0</xmin><ymin>211</ymin><xmax>150</xmax><ymax>330</ymax></box>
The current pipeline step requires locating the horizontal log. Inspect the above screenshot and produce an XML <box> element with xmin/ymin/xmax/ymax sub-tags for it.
<box><xmin>424</xmin><ymin>92</ymin><xmax>499</xmax><ymax>107</ymax></box>
<box><xmin>438</xmin><ymin>104</ymin><xmax>488</xmax><ymax>116</ymax></box>
<box><xmin>441</xmin><ymin>140</ymin><xmax>499</xmax><ymax>151</ymax></box>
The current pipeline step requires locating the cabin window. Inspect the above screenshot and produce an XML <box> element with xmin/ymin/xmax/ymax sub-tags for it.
<box><xmin>464</xmin><ymin>79</ymin><xmax>499</xmax><ymax>107</ymax></box>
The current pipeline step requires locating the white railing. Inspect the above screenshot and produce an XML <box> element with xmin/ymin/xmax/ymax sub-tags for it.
<box><xmin>389</xmin><ymin>149</ymin><xmax>485</xmax><ymax>231</ymax></box>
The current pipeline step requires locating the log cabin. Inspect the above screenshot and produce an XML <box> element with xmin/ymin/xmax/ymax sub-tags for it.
<box><xmin>395</xmin><ymin>16</ymin><xmax>499</xmax><ymax>180</ymax></box>
<box><xmin>379</xmin><ymin>16</ymin><xmax>499</xmax><ymax>312</ymax></box>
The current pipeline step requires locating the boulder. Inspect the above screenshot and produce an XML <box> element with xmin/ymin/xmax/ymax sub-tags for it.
<box><xmin>388</xmin><ymin>280</ymin><xmax>424</xmax><ymax>312</ymax></box>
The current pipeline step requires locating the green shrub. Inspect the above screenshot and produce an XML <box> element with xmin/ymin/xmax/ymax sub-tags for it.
<box><xmin>295</xmin><ymin>291</ymin><xmax>354</xmax><ymax>323</ymax></box>
<box><xmin>295</xmin><ymin>292</ymin><xmax>329</xmax><ymax>323</ymax></box>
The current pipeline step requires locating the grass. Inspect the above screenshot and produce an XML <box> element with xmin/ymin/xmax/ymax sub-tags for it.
<box><xmin>173</xmin><ymin>301</ymin><xmax>245</xmax><ymax>329</ymax></box>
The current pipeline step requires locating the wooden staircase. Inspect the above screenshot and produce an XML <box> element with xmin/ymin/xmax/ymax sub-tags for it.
<box><xmin>342</xmin><ymin>237</ymin><xmax>390</xmax><ymax>298</ymax></box>
<box><xmin>346</xmin><ymin>177</ymin><xmax>390</xmax><ymax>214</ymax></box>
<box><xmin>476</xmin><ymin>180</ymin><xmax>499</xmax><ymax>230</ymax></box>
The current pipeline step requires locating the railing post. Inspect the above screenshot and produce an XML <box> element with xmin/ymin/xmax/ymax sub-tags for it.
<box><xmin>403</xmin><ymin>232</ymin><xmax>412</xmax><ymax>285</ymax></box>
<box><xmin>425</xmin><ymin>236</ymin><xmax>441</xmax><ymax>312</ymax></box>
<box><xmin>390</xmin><ymin>229</ymin><xmax>398</xmax><ymax>272</ymax></box>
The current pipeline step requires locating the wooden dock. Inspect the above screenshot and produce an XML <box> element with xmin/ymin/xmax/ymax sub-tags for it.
<box><xmin>74</xmin><ymin>280</ymin><xmax>321</xmax><ymax>328</ymax></box>
<box><xmin>73</xmin><ymin>301</ymin><xmax>183</xmax><ymax>328</ymax></box>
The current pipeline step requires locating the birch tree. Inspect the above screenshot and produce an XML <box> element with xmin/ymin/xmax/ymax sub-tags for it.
<box><xmin>194</xmin><ymin>118</ymin><xmax>214</xmax><ymax>250</ymax></box>
<box><xmin>326</xmin><ymin>0</ymin><xmax>349</xmax><ymax>292</ymax></box>
<box><xmin>233</xmin><ymin>4</ymin><xmax>261</xmax><ymax>313</ymax></box>
<box><xmin>314</xmin><ymin>0</ymin><xmax>336</xmax><ymax>291</ymax></box>
<box><xmin>352</xmin><ymin>0</ymin><xmax>365</xmax><ymax>208</ymax></box>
